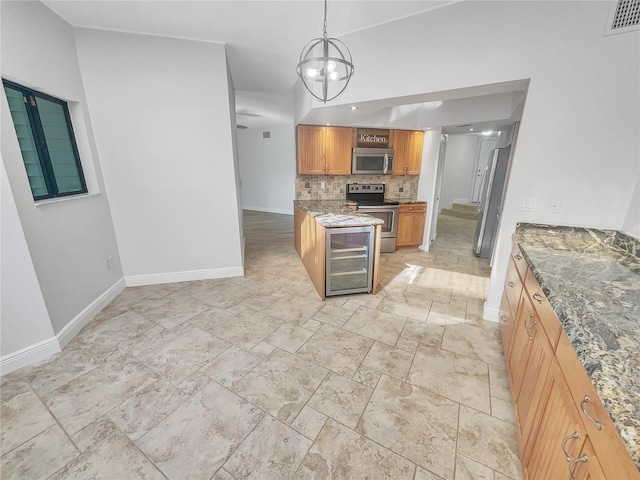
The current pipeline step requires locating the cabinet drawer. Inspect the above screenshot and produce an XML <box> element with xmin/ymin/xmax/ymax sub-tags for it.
<box><xmin>504</xmin><ymin>258</ymin><xmax>523</xmax><ymax>318</ymax></box>
<box><xmin>511</xmin><ymin>243</ymin><xmax>528</xmax><ymax>281</ymax></box>
<box><xmin>523</xmin><ymin>269</ymin><xmax>562</xmax><ymax>350</ymax></box>
<box><xmin>399</xmin><ymin>203</ymin><xmax>426</xmax><ymax>213</ymax></box>
<box><xmin>555</xmin><ymin>332</ymin><xmax>640</xmax><ymax>479</ymax></box>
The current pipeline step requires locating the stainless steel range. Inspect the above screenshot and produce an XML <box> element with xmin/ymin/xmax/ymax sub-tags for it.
<box><xmin>346</xmin><ymin>183</ymin><xmax>399</xmax><ymax>253</ymax></box>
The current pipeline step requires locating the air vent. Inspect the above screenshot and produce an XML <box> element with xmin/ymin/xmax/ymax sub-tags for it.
<box><xmin>605</xmin><ymin>0</ymin><xmax>640</xmax><ymax>35</ymax></box>
<box><xmin>263</xmin><ymin>131</ymin><xmax>270</xmax><ymax>139</ymax></box>
<box><xmin>236</xmin><ymin>124</ymin><xmax>248</xmax><ymax>129</ymax></box>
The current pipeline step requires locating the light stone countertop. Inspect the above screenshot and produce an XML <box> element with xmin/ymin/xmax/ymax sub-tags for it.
<box><xmin>294</xmin><ymin>201</ymin><xmax>384</xmax><ymax>228</ymax></box>
<box><xmin>514</xmin><ymin>223</ymin><xmax>639</xmax><ymax>469</ymax></box>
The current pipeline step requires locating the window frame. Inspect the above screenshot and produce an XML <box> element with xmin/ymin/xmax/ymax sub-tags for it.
<box><xmin>3</xmin><ymin>79</ymin><xmax>88</xmax><ymax>201</ymax></box>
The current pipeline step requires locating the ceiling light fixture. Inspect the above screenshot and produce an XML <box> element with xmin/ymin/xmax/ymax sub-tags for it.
<box><xmin>296</xmin><ymin>0</ymin><xmax>354</xmax><ymax>103</ymax></box>
<box><xmin>350</xmin><ymin>106</ymin><xmax>358</xmax><ymax>110</ymax></box>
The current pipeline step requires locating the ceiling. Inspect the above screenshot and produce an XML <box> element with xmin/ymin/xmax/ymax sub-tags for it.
<box><xmin>43</xmin><ymin>0</ymin><xmax>526</xmax><ymax>131</ymax></box>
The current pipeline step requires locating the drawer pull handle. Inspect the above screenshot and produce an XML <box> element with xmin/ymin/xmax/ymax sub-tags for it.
<box><xmin>568</xmin><ymin>454</ymin><xmax>588</xmax><ymax>480</ymax></box>
<box><xmin>532</xmin><ymin>292</ymin><xmax>543</xmax><ymax>304</ymax></box>
<box><xmin>500</xmin><ymin>315</ymin><xmax>508</xmax><ymax>323</ymax></box>
<box><xmin>561</xmin><ymin>431</ymin><xmax>579</xmax><ymax>461</ymax></box>
<box><xmin>508</xmin><ymin>281</ymin><xmax>515</xmax><ymax>288</ymax></box>
<box><xmin>524</xmin><ymin>314</ymin><xmax>537</xmax><ymax>341</ymax></box>
<box><xmin>580</xmin><ymin>396</ymin><xmax>603</xmax><ymax>430</ymax></box>
<box><xmin>514</xmin><ymin>254</ymin><xmax>523</xmax><ymax>260</ymax></box>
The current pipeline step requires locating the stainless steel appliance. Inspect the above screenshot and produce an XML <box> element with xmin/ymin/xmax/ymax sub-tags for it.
<box><xmin>325</xmin><ymin>226</ymin><xmax>374</xmax><ymax>296</ymax></box>
<box><xmin>352</xmin><ymin>148</ymin><xmax>394</xmax><ymax>175</ymax></box>
<box><xmin>346</xmin><ymin>183</ymin><xmax>399</xmax><ymax>253</ymax></box>
<box><xmin>473</xmin><ymin>147</ymin><xmax>511</xmax><ymax>259</ymax></box>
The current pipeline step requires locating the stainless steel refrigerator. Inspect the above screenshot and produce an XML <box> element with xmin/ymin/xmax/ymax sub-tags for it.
<box><xmin>473</xmin><ymin>146</ymin><xmax>511</xmax><ymax>259</ymax></box>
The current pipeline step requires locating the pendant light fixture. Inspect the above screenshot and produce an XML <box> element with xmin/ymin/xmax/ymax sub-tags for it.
<box><xmin>296</xmin><ymin>0</ymin><xmax>354</xmax><ymax>103</ymax></box>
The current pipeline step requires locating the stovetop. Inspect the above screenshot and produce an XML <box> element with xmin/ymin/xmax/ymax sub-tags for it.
<box><xmin>346</xmin><ymin>183</ymin><xmax>397</xmax><ymax>207</ymax></box>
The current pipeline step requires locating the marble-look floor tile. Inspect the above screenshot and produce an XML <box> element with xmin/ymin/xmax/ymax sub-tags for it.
<box><xmin>177</xmin><ymin>370</ymin><xmax>213</xmax><ymax>395</ymax></box>
<box><xmin>377</xmin><ymin>292</ymin><xmax>432</xmax><ymax>321</ymax></box>
<box><xmin>264</xmin><ymin>293</ymin><xmax>325</xmax><ymax>325</ymax></box>
<box><xmin>442</xmin><ymin>323</ymin><xmax>504</xmax><ymax>367</ymax></box>
<box><xmin>188</xmin><ymin>306</ymin><xmax>236</xmax><ymax>332</ymax></box>
<box><xmin>341</xmin><ymin>293</ymin><xmax>384</xmax><ymax>311</ymax></box>
<box><xmin>457</xmin><ymin>405</ymin><xmax>522</xmax><ymax>480</ymax></box>
<box><xmin>352</xmin><ymin>365</ymin><xmax>382</xmax><ymax>388</ymax></box>
<box><xmin>71</xmin><ymin>416</ymin><xmax>119</xmax><ymax>453</ymax></box>
<box><xmin>415</xmin><ymin>465</ymin><xmax>445</xmax><ymax>479</ymax></box>
<box><xmin>136</xmin><ymin>381</ymin><xmax>264</xmax><ymax>479</ymax></box>
<box><xmin>395</xmin><ymin>336</ymin><xmax>420</xmax><ymax>353</ymax></box>
<box><xmin>223</xmin><ymin>414</ymin><xmax>312</xmax><ymax>478</ymax></box>
<box><xmin>212</xmin><ymin>468</ymin><xmax>235</xmax><ymax>480</ymax></box>
<box><xmin>108</xmin><ymin>378</ymin><xmax>189</xmax><ymax>440</ymax></box>
<box><xmin>295</xmin><ymin>419</ymin><xmax>415</xmax><ymax>479</ymax></box>
<box><xmin>263</xmin><ymin>323</ymin><xmax>314</xmax><ymax>353</ymax></box>
<box><xmin>409</xmin><ymin>344</ymin><xmax>491</xmax><ymax>414</ymax></box>
<box><xmin>401</xmin><ymin>319</ymin><xmax>444</xmax><ymax>348</ymax></box>
<box><xmin>190</xmin><ymin>283</ymin><xmax>257</xmax><ymax>309</ymax></box>
<box><xmin>43</xmin><ymin>353</ymin><xmax>158</xmax><ymax>435</ymax></box>
<box><xmin>428</xmin><ymin>301</ymin><xmax>467</xmax><ymax>325</ymax></box>
<box><xmin>231</xmin><ymin>349</ymin><xmax>328</xmax><ymax>424</ymax></box>
<box><xmin>290</xmin><ymin>406</ymin><xmax>328</xmax><ymax>441</ymax></box>
<box><xmin>135</xmin><ymin>325</ymin><xmax>231</xmax><ymax>384</ymax></box>
<box><xmin>0</xmin><ymin>424</ymin><xmax>78</xmax><ymax>480</ymax></box>
<box><xmin>1</xmin><ymin>383</ymin><xmax>56</xmax><ymax>455</ymax></box>
<box><xmin>200</xmin><ymin>345</ymin><xmax>262</xmax><ymax>388</ymax></box>
<box><xmin>342</xmin><ymin>307</ymin><xmax>407</xmax><ymax>346</ymax></box>
<box><xmin>138</xmin><ymin>295</ymin><xmax>211</xmax><ymax>330</ymax></box>
<box><xmin>301</xmin><ymin>318</ymin><xmax>323</xmax><ymax>331</ymax></box>
<box><xmin>307</xmin><ymin>372</ymin><xmax>372</xmax><ymax>429</ymax></box>
<box><xmin>362</xmin><ymin>341</ymin><xmax>415</xmax><ymax>380</ymax></box>
<box><xmin>50</xmin><ymin>428</ymin><xmax>165</xmax><ymax>480</ymax></box>
<box><xmin>488</xmin><ymin>363</ymin><xmax>512</xmax><ymax>402</ymax></box>
<box><xmin>250</xmin><ymin>341</ymin><xmax>277</xmax><ymax>358</ymax></box>
<box><xmin>296</xmin><ymin>324</ymin><xmax>374</xmax><ymax>377</ymax></box>
<box><xmin>26</xmin><ymin>348</ymin><xmax>102</xmax><ymax>397</ymax></box>
<box><xmin>311</xmin><ymin>304</ymin><xmax>354</xmax><ymax>327</ymax></box>
<box><xmin>211</xmin><ymin>310</ymin><xmax>284</xmax><ymax>350</ymax></box>
<box><xmin>491</xmin><ymin>396</ymin><xmax>516</xmax><ymax>425</ymax></box>
<box><xmin>455</xmin><ymin>453</ymin><xmax>495</xmax><ymax>480</ymax></box>
<box><xmin>358</xmin><ymin>375</ymin><xmax>459</xmax><ymax>479</ymax></box>
<box><xmin>226</xmin><ymin>293</ymin><xmax>281</xmax><ymax>314</ymax></box>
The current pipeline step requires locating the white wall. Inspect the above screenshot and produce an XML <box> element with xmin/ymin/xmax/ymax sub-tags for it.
<box><xmin>74</xmin><ymin>29</ymin><xmax>243</xmax><ymax>284</ymax></box>
<box><xmin>417</xmin><ymin>128</ymin><xmax>443</xmax><ymax>250</ymax></box>
<box><xmin>1</xmin><ymin>159</ymin><xmax>59</xmax><ymax>371</ymax></box>
<box><xmin>1</xmin><ymin>1</ymin><xmax>123</xmax><ymax>342</ymax></box>
<box><xmin>328</xmin><ymin>1</ymin><xmax>638</xmax><ymax>319</ymax></box>
<box><xmin>439</xmin><ymin>134</ymin><xmax>479</xmax><ymax>209</ymax></box>
<box><xmin>622</xmin><ymin>172</ymin><xmax>640</xmax><ymax>238</ymax></box>
<box><xmin>237</xmin><ymin>124</ymin><xmax>296</xmax><ymax>215</ymax></box>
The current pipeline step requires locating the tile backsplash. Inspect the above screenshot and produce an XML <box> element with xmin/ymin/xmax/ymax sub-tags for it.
<box><xmin>296</xmin><ymin>175</ymin><xmax>419</xmax><ymax>201</ymax></box>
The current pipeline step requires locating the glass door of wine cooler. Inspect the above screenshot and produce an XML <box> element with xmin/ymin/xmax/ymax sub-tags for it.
<box><xmin>325</xmin><ymin>226</ymin><xmax>374</xmax><ymax>296</ymax></box>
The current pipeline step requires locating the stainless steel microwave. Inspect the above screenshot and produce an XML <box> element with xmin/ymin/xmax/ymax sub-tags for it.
<box><xmin>352</xmin><ymin>148</ymin><xmax>394</xmax><ymax>175</ymax></box>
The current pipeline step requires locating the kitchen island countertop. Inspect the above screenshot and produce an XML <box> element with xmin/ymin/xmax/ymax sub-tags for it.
<box><xmin>514</xmin><ymin>223</ymin><xmax>639</xmax><ymax>469</ymax></box>
<box><xmin>294</xmin><ymin>200</ymin><xmax>384</xmax><ymax>228</ymax></box>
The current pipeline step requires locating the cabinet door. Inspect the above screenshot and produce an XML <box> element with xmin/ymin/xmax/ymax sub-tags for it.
<box><xmin>396</xmin><ymin>204</ymin><xmax>426</xmax><ymax>247</ymax></box>
<box><xmin>570</xmin><ymin>436</ymin><xmax>607</xmax><ymax>480</ymax></box>
<box><xmin>297</xmin><ymin>125</ymin><xmax>325</xmax><ymax>174</ymax></box>
<box><xmin>508</xmin><ymin>294</ymin><xmax>535</xmax><ymax>400</ymax></box>
<box><xmin>498</xmin><ymin>290</ymin><xmax>515</xmax><ymax>359</ymax></box>
<box><xmin>391</xmin><ymin>130</ymin><xmax>409</xmax><ymax>175</ymax></box>
<box><xmin>324</xmin><ymin>126</ymin><xmax>352</xmax><ymax>174</ymax></box>
<box><xmin>524</xmin><ymin>361</ymin><xmax>586</xmax><ymax>480</ymax></box>
<box><xmin>404</xmin><ymin>131</ymin><xmax>424</xmax><ymax>175</ymax></box>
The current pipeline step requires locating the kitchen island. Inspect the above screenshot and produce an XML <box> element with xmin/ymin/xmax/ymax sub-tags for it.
<box><xmin>504</xmin><ymin>223</ymin><xmax>639</xmax><ymax>478</ymax></box>
<box><xmin>294</xmin><ymin>201</ymin><xmax>384</xmax><ymax>299</ymax></box>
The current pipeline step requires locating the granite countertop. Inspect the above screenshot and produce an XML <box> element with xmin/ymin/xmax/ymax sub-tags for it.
<box><xmin>386</xmin><ymin>198</ymin><xmax>426</xmax><ymax>205</ymax></box>
<box><xmin>294</xmin><ymin>200</ymin><xmax>384</xmax><ymax>228</ymax></box>
<box><xmin>513</xmin><ymin>223</ymin><xmax>639</xmax><ymax>469</ymax></box>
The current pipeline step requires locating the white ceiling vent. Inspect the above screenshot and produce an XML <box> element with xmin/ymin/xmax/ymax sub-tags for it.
<box><xmin>605</xmin><ymin>0</ymin><xmax>640</xmax><ymax>35</ymax></box>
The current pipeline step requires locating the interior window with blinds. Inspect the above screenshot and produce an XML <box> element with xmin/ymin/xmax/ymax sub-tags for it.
<box><xmin>3</xmin><ymin>80</ymin><xmax>87</xmax><ymax>201</ymax></box>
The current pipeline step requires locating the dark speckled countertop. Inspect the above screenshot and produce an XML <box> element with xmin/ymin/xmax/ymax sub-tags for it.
<box><xmin>514</xmin><ymin>223</ymin><xmax>639</xmax><ymax>469</ymax></box>
<box><xmin>294</xmin><ymin>200</ymin><xmax>384</xmax><ymax>228</ymax></box>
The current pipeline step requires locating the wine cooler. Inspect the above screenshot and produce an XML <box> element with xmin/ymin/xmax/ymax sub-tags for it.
<box><xmin>325</xmin><ymin>226</ymin><xmax>374</xmax><ymax>296</ymax></box>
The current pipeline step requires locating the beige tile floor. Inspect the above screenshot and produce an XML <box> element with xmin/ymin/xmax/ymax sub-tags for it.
<box><xmin>0</xmin><ymin>212</ymin><xmax>522</xmax><ymax>480</ymax></box>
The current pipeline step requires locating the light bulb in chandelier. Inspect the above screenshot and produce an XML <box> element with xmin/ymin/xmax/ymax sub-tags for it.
<box><xmin>296</xmin><ymin>0</ymin><xmax>354</xmax><ymax>103</ymax></box>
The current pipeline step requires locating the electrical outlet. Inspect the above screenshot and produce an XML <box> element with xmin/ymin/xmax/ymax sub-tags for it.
<box><xmin>105</xmin><ymin>256</ymin><xmax>114</xmax><ymax>270</ymax></box>
<box><xmin>320</xmin><ymin>181</ymin><xmax>326</xmax><ymax>189</ymax></box>
<box><xmin>519</xmin><ymin>198</ymin><xmax>537</xmax><ymax>211</ymax></box>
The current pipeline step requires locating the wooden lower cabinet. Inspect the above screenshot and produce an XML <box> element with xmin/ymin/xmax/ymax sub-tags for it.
<box><xmin>396</xmin><ymin>203</ymin><xmax>426</xmax><ymax>247</ymax></box>
<box><xmin>501</xmin><ymin>243</ymin><xmax>639</xmax><ymax>480</ymax></box>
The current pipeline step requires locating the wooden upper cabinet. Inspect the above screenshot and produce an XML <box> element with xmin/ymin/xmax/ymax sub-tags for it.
<box><xmin>391</xmin><ymin>129</ymin><xmax>424</xmax><ymax>175</ymax></box>
<box><xmin>324</xmin><ymin>126</ymin><xmax>352</xmax><ymax>174</ymax></box>
<box><xmin>297</xmin><ymin>125</ymin><xmax>352</xmax><ymax>175</ymax></box>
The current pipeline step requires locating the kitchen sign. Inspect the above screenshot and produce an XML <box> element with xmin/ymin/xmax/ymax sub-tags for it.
<box><xmin>356</xmin><ymin>128</ymin><xmax>390</xmax><ymax>148</ymax></box>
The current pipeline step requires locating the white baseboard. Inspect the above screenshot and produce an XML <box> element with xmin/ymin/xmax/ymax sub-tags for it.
<box><xmin>483</xmin><ymin>304</ymin><xmax>499</xmax><ymax>323</ymax></box>
<box><xmin>0</xmin><ymin>336</ymin><xmax>61</xmax><ymax>376</ymax></box>
<box><xmin>243</xmin><ymin>205</ymin><xmax>293</xmax><ymax>215</ymax></box>
<box><xmin>0</xmin><ymin>278</ymin><xmax>126</xmax><ymax>375</ymax></box>
<box><xmin>125</xmin><ymin>266</ymin><xmax>244</xmax><ymax>287</ymax></box>
<box><xmin>57</xmin><ymin>278</ymin><xmax>126</xmax><ymax>349</ymax></box>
